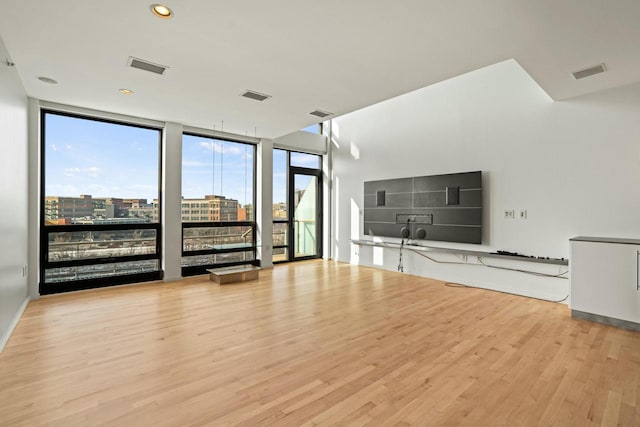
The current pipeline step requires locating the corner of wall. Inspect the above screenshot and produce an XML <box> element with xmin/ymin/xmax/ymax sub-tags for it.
<box><xmin>0</xmin><ymin>296</ymin><xmax>30</xmax><ymax>352</ymax></box>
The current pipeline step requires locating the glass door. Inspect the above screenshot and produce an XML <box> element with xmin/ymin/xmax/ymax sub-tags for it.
<box><xmin>289</xmin><ymin>168</ymin><xmax>322</xmax><ymax>260</ymax></box>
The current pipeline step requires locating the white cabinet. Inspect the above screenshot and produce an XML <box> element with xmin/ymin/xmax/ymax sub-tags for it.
<box><xmin>570</xmin><ymin>237</ymin><xmax>640</xmax><ymax>326</ymax></box>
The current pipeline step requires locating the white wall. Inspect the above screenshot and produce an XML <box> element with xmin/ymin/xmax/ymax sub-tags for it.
<box><xmin>331</xmin><ymin>59</ymin><xmax>640</xmax><ymax>301</ymax></box>
<box><xmin>0</xmin><ymin>37</ymin><xmax>29</xmax><ymax>350</ymax></box>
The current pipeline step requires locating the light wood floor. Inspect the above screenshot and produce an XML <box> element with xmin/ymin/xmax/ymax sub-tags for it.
<box><xmin>1</xmin><ymin>260</ymin><xmax>639</xmax><ymax>426</ymax></box>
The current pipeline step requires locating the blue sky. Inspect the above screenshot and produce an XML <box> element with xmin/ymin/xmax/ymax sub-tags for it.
<box><xmin>182</xmin><ymin>134</ymin><xmax>254</xmax><ymax>206</ymax></box>
<box><xmin>45</xmin><ymin>114</ymin><xmax>160</xmax><ymax>202</ymax></box>
<box><xmin>45</xmin><ymin>113</ymin><xmax>318</xmax><ymax>206</ymax></box>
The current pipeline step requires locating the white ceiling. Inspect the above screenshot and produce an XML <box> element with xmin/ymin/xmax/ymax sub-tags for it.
<box><xmin>1</xmin><ymin>0</ymin><xmax>639</xmax><ymax>139</ymax></box>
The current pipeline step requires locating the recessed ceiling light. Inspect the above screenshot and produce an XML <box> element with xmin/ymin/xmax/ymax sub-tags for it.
<box><xmin>119</xmin><ymin>88</ymin><xmax>134</xmax><ymax>95</ymax></box>
<box><xmin>150</xmin><ymin>4</ymin><xmax>173</xmax><ymax>19</ymax></box>
<box><xmin>38</xmin><ymin>76</ymin><xmax>58</xmax><ymax>84</ymax></box>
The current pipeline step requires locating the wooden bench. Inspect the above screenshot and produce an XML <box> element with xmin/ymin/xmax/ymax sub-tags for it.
<box><xmin>207</xmin><ymin>265</ymin><xmax>261</xmax><ymax>284</ymax></box>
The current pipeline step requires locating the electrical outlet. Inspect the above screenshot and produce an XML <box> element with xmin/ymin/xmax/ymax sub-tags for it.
<box><xmin>519</xmin><ymin>210</ymin><xmax>528</xmax><ymax>219</ymax></box>
<box><xmin>504</xmin><ymin>209</ymin><xmax>515</xmax><ymax>219</ymax></box>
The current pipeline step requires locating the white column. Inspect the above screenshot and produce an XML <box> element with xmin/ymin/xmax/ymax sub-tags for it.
<box><xmin>27</xmin><ymin>98</ymin><xmax>40</xmax><ymax>299</ymax></box>
<box><xmin>257</xmin><ymin>139</ymin><xmax>273</xmax><ymax>268</ymax></box>
<box><xmin>323</xmin><ymin>122</ymin><xmax>332</xmax><ymax>260</ymax></box>
<box><xmin>162</xmin><ymin>122</ymin><xmax>183</xmax><ymax>281</ymax></box>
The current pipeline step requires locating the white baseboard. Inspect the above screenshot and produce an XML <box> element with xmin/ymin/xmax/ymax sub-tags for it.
<box><xmin>0</xmin><ymin>296</ymin><xmax>30</xmax><ymax>353</ymax></box>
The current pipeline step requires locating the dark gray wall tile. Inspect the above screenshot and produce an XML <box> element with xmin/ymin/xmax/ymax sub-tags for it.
<box><xmin>364</xmin><ymin>178</ymin><xmax>413</xmax><ymax>195</ymax></box>
<box><xmin>413</xmin><ymin>171</ymin><xmax>481</xmax><ymax>192</ymax></box>
<box><xmin>364</xmin><ymin>193</ymin><xmax>413</xmax><ymax>208</ymax></box>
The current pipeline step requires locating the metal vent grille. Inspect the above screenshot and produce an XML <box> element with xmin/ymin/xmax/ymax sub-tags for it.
<box><xmin>128</xmin><ymin>57</ymin><xmax>168</xmax><ymax>75</ymax></box>
<box><xmin>241</xmin><ymin>90</ymin><xmax>271</xmax><ymax>101</ymax></box>
<box><xmin>309</xmin><ymin>110</ymin><xmax>333</xmax><ymax>118</ymax></box>
<box><xmin>572</xmin><ymin>63</ymin><xmax>606</xmax><ymax>80</ymax></box>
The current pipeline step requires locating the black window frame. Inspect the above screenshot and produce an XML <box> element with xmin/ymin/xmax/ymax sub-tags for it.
<box><xmin>39</xmin><ymin>110</ymin><xmax>163</xmax><ymax>295</ymax></box>
<box><xmin>273</xmin><ymin>149</ymin><xmax>323</xmax><ymax>264</ymax></box>
<box><xmin>181</xmin><ymin>132</ymin><xmax>259</xmax><ymax>276</ymax></box>
<box><xmin>272</xmin><ymin>149</ymin><xmax>290</xmax><ymax>262</ymax></box>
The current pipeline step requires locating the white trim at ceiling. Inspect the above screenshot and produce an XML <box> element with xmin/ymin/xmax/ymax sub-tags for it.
<box><xmin>274</xmin><ymin>130</ymin><xmax>327</xmax><ymax>155</ymax></box>
<box><xmin>39</xmin><ymin>100</ymin><xmax>165</xmax><ymax>129</ymax></box>
<box><xmin>182</xmin><ymin>125</ymin><xmax>260</xmax><ymax>145</ymax></box>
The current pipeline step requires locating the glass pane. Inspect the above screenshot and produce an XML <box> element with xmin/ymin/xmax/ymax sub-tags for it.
<box><xmin>272</xmin><ymin>222</ymin><xmax>288</xmax><ymax>247</ymax></box>
<box><xmin>44</xmin><ymin>113</ymin><xmax>160</xmax><ymax>225</ymax></box>
<box><xmin>48</xmin><ymin>229</ymin><xmax>157</xmax><ymax>262</ymax></box>
<box><xmin>182</xmin><ymin>135</ymin><xmax>254</xmax><ymax>222</ymax></box>
<box><xmin>183</xmin><ymin>226</ymin><xmax>254</xmax><ymax>252</ymax></box>
<box><xmin>272</xmin><ymin>247</ymin><xmax>288</xmax><ymax>263</ymax></box>
<box><xmin>273</xmin><ymin>149</ymin><xmax>287</xmax><ymax>220</ymax></box>
<box><xmin>293</xmin><ymin>174</ymin><xmax>317</xmax><ymax>258</ymax></box>
<box><xmin>45</xmin><ymin>260</ymin><xmax>159</xmax><ymax>283</ymax></box>
<box><xmin>182</xmin><ymin>251</ymin><xmax>255</xmax><ymax>267</ymax></box>
<box><xmin>301</xmin><ymin>124</ymin><xmax>321</xmax><ymax>134</ymax></box>
<box><xmin>290</xmin><ymin>152</ymin><xmax>321</xmax><ymax>169</ymax></box>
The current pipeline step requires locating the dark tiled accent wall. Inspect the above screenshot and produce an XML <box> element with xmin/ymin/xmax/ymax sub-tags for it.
<box><xmin>363</xmin><ymin>171</ymin><xmax>482</xmax><ymax>244</ymax></box>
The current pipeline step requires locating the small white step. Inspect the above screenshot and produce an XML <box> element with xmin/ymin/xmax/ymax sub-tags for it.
<box><xmin>207</xmin><ymin>265</ymin><xmax>261</xmax><ymax>284</ymax></box>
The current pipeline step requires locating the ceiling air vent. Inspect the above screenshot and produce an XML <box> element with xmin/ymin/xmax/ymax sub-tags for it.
<box><xmin>240</xmin><ymin>90</ymin><xmax>271</xmax><ymax>101</ymax></box>
<box><xmin>309</xmin><ymin>109</ymin><xmax>333</xmax><ymax>118</ymax></box>
<box><xmin>572</xmin><ymin>63</ymin><xmax>606</xmax><ymax>80</ymax></box>
<box><xmin>127</xmin><ymin>56</ymin><xmax>169</xmax><ymax>75</ymax></box>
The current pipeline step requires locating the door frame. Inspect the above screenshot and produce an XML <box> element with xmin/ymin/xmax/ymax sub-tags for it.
<box><xmin>287</xmin><ymin>166</ymin><xmax>323</xmax><ymax>261</ymax></box>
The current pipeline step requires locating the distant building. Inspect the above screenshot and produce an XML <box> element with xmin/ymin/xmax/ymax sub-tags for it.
<box><xmin>45</xmin><ymin>194</ymin><xmax>242</xmax><ymax>223</ymax></box>
<box><xmin>237</xmin><ymin>204</ymin><xmax>254</xmax><ymax>221</ymax></box>
<box><xmin>180</xmin><ymin>195</ymin><xmax>239</xmax><ymax>222</ymax></box>
<box><xmin>245</xmin><ymin>204</ymin><xmax>254</xmax><ymax>221</ymax></box>
<box><xmin>93</xmin><ymin>197</ymin><xmax>146</xmax><ymax>218</ymax></box>
<box><xmin>238</xmin><ymin>206</ymin><xmax>247</xmax><ymax>221</ymax></box>
<box><xmin>45</xmin><ymin>195</ymin><xmax>156</xmax><ymax>223</ymax></box>
<box><xmin>273</xmin><ymin>202</ymin><xmax>287</xmax><ymax>220</ymax></box>
<box><xmin>44</xmin><ymin>195</ymin><xmax>94</xmax><ymax>221</ymax></box>
<box><xmin>126</xmin><ymin>199</ymin><xmax>155</xmax><ymax>221</ymax></box>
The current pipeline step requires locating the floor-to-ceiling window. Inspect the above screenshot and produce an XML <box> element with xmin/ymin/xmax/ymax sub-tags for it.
<box><xmin>273</xmin><ymin>149</ymin><xmax>323</xmax><ymax>263</ymax></box>
<box><xmin>40</xmin><ymin>111</ymin><xmax>162</xmax><ymax>294</ymax></box>
<box><xmin>181</xmin><ymin>133</ymin><xmax>257</xmax><ymax>275</ymax></box>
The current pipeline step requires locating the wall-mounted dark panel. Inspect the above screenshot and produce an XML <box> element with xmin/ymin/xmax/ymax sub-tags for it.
<box><xmin>363</xmin><ymin>171</ymin><xmax>482</xmax><ymax>244</ymax></box>
<box><xmin>413</xmin><ymin>172</ymin><xmax>481</xmax><ymax>192</ymax></box>
<box><xmin>429</xmin><ymin>208</ymin><xmax>481</xmax><ymax>226</ymax></box>
<box><xmin>413</xmin><ymin>189</ymin><xmax>482</xmax><ymax>208</ymax></box>
<box><xmin>364</xmin><ymin>193</ymin><xmax>413</xmax><ymax>208</ymax></box>
<box><xmin>363</xmin><ymin>209</ymin><xmax>416</xmax><ymax>223</ymax></box>
<box><xmin>446</xmin><ymin>186</ymin><xmax>460</xmax><ymax>206</ymax></box>
<box><xmin>419</xmin><ymin>225</ymin><xmax>482</xmax><ymax>244</ymax></box>
<box><xmin>364</xmin><ymin>177</ymin><xmax>413</xmax><ymax>195</ymax></box>
<box><xmin>364</xmin><ymin>222</ymin><xmax>412</xmax><ymax>239</ymax></box>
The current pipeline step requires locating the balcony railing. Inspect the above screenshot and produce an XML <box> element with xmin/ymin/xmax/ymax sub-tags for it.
<box><xmin>181</xmin><ymin>221</ymin><xmax>258</xmax><ymax>276</ymax></box>
<box><xmin>41</xmin><ymin>223</ymin><xmax>162</xmax><ymax>294</ymax></box>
